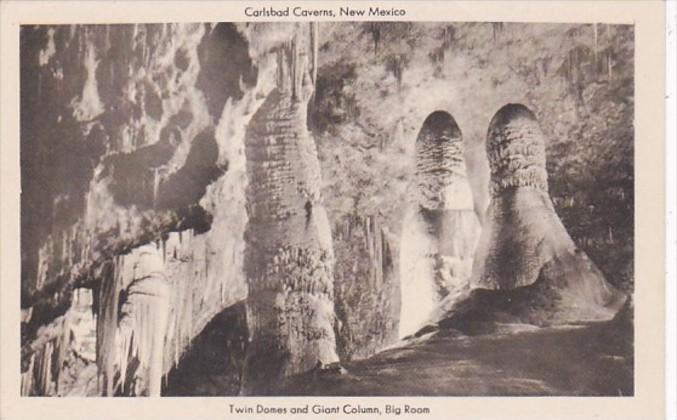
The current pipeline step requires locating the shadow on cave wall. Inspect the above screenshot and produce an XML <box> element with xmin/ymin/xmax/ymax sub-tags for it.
<box><xmin>20</xmin><ymin>23</ymin><xmax>258</xmax><ymax>366</ymax></box>
<box><xmin>106</xmin><ymin>127</ymin><xmax>226</xmax><ymax>211</ymax></box>
<box><xmin>162</xmin><ymin>301</ymin><xmax>248</xmax><ymax>396</ymax></box>
<box><xmin>197</xmin><ymin>23</ymin><xmax>258</xmax><ymax>119</ymax></box>
<box><xmin>20</xmin><ymin>22</ymin><xmax>256</xmax><ymax>301</ymax></box>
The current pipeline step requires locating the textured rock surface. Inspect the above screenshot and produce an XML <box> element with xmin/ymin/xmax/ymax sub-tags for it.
<box><xmin>21</xmin><ymin>23</ymin><xmax>252</xmax><ymax>318</ymax></box>
<box><xmin>161</xmin><ymin>213</ymin><xmax>401</xmax><ymax>394</ymax></box>
<box><xmin>465</xmin><ymin>104</ymin><xmax>626</xmax><ymax>324</ymax></box>
<box><xmin>102</xmin><ymin>244</ymin><xmax>170</xmax><ymax>396</ymax></box>
<box><xmin>20</xmin><ymin>23</ymin><xmax>256</xmax><ymax>396</ymax></box>
<box><xmin>241</xmin><ymin>23</ymin><xmax>339</xmax><ymax>395</ymax></box>
<box><xmin>399</xmin><ymin>112</ymin><xmax>480</xmax><ymax>338</ymax></box>
<box><xmin>334</xmin><ymin>215</ymin><xmax>400</xmax><ymax>361</ymax></box>
<box><xmin>163</xmin><ymin>302</ymin><xmax>248</xmax><ymax>396</ymax></box>
<box><xmin>19</xmin><ymin>22</ymin><xmax>634</xmax><ymax>396</ymax></box>
<box><xmin>21</xmin><ymin>288</ymin><xmax>98</xmax><ymax>396</ymax></box>
<box><xmin>277</xmin><ymin>303</ymin><xmax>634</xmax><ymax>396</ymax></box>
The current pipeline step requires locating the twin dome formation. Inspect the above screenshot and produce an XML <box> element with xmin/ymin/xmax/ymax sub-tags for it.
<box><xmin>399</xmin><ymin>104</ymin><xmax>626</xmax><ymax>338</ymax></box>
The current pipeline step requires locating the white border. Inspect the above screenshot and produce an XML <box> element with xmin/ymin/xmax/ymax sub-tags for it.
<box><xmin>0</xmin><ymin>2</ymin><xmax>668</xmax><ymax>420</ymax></box>
<box><xmin>666</xmin><ymin>1</ymin><xmax>676</xmax><ymax>419</ymax></box>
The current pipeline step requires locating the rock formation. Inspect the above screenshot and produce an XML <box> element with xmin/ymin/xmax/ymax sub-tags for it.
<box><xmin>334</xmin><ymin>215</ymin><xmax>400</xmax><ymax>361</ymax></box>
<box><xmin>20</xmin><ymin>23</ymin><xmax>256</xmax><ymax>396</ymax></box>
<box><xmin>399</xmin><ymin>111</ymin><xmax>480</xmax><ymax>338</ymax></box>
<box><xmin>18</xmin><ymin>22</ymin><xmax>635</xmax><ymax>397</ymax></box>
<box><xmin>438</xmin><ymin>103</ymin><xmax>626</xmax><ymax>332</ymax></box>
<box><xmin>241</xmin><ymin>23</ymin><xmax>339</xmax><ymax>395</ymax></box>
<box><xmin>20</xmin><ymin>288</ymin><xmax>98</xmax><ymax>396</ymax></box>
<box><xmin>98</xmin><ymin>244</ymin><xmax>169</xmax><ymax>396</ymax></box>
<box><xmin>162</xmin><ymin>302</ymin><xmax>248</xmax><ymax>396</ymax></box>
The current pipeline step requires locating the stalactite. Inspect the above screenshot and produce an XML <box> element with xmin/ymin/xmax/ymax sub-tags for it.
<box><xmin>117</xmin><ymin>244</ymin><xmax>170</xmax><ymax>396</ymax></box>
<box><xmin>20</xmin><ymin>286</ymin><xmax>98</xmax><ymax>396</ymax></box>
<box><xmin>602</xmin><ymin>24</ymin><xmax>613</xmax><ymax>81</ymax></box>
<box><xmin>152</xmin><ymin>167</ymin><xmax>160</xmax><ymax>209</ymax></box>
<box><xmin>21</xmin><ymin>355</ymin><xmax>36</xmax><ymax>395</ymax></box>
<box><xmin>367</xmin><ymin>23</ymin><xmax>381</xmax><ymax>55</ymax></box>
<box><xmin>90</xmin><ymin>242</ymin><xmax>173</xmax><ymax>396</ymax></box>
<box><xmin>96</xmin><ymin>257</ymin><xmax>122</xmax><ymax>396</ymax></box>
<box><xmin>310</xmin><ymin>23</ymin><xmax>319</xmax><ymax>87</ymax></box>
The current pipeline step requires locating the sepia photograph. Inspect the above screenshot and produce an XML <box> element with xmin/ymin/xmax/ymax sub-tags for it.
<box><xmin>16</xmin><ymin>19</ymin><xmax>637</xmax><ymax>398</ymax></box>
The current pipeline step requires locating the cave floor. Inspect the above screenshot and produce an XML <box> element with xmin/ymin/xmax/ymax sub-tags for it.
<box><xmin>163</xmin><ymin>304</ymin><xmax>632</xmax><ymax>397</ymax></box>
<box><xmin>277</xmin><ymin>317</ymin><xmax>633</xmax><ymax>396</ymax></box>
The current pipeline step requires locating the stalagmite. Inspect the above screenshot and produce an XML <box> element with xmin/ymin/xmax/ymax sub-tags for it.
<box><xmin>441</xmin><ymin>103</ymin><xmax>627</xmax><ymax>330</ymax></box>
<box><xmin>241</xmin><ymin>23</ymin><xmax>338</xmax><ymax>394</ymax></box>
<box><xmin>399</xmin><ymin>111</ymin><xmax>480</xmax><ymax>338</ymax></box>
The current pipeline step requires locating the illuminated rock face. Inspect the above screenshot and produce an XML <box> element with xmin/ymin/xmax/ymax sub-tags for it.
<box><xmin>399</xmin><ymin>111</ymin><xmax>480</xmax><ymax>338</ymax></box>
<box><xmin>20</xmin><ymin>24</ymin><xmax>252</xmax><ymax>320</ymax></box>
<box><xmin>20</xmin><ymin>23</ymin><xmax>255</xmax><ymax>396</ymax></box>
<box><xmin>92</xmin><ymin>243</ymin><xmax>171</xmax><ymax>396</ymax></box>
<box><xmin>462</xmin><ymin>103</ymin><xmax>626</xmax><ymax>326</ymax></box>
<box><xmin>20</xmin><ymin>288</ymin><xmax>98</xmax><ymax>396</ymax></box>
<box><xmin>241</xmin><ymin>24</ymin><xmax>339</xmax><ymax>395</ymax></box>
<box><xmin>114</xmin><ymin>244</ymin><xmax>170</xmax><ymax>396</ymax></box>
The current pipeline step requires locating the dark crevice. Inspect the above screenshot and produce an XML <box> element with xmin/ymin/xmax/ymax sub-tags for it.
<box><xmin>163</xmin><ymin>301</ymin><xmax>248</xmax><ymax>396</ymax></box>
<box><xmin>196</xmin><ymin>23</ymin><xmax>257</xmax><ymax>119</ymax></box>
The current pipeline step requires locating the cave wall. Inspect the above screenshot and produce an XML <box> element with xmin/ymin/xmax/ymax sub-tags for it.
<box><xmin>20</xmin><ymin>22</ymin><xmax>261</xmax><ymax>395</ymax></box>
<box><xmin>333</xmin><ymin>215</ymin><xmax>400</xmax><ymax>361</ymax></box>
<box><xmin>21</xmin><ymin>21</ymin><xmax>391</xmax><ymax>397</ymax></box>
<box><xmin>314</xmin><ymin>22</ymin><xmax>634</xmax><ymax>294</ymax></box>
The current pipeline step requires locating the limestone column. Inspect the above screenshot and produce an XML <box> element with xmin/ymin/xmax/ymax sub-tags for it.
<box><xmin>241</xmin><ymin>23</ymin><xmax>338</xmax><ymax>395</ymax></box>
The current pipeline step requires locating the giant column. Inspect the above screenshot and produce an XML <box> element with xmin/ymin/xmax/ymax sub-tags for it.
<box><xmin>241</xmin><ymin>23</ymin><xmax>339</xmax><ymax>394</ymax></box>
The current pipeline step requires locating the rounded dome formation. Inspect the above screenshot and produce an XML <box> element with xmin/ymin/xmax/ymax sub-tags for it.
<box><xmin>467</xmin><ymin>103</ymin><xmax>627</xmax><ymax>326</ymax></box>
<box><xmin>400</xmin><ymin>111</ymin><xmax>480</xmax><ymax>339</ymax></box>
<box><xmin>486</xmin><ymin>103</ymin><xmax>548</xmax><ymax>196</ymax></box>
<box><xmin>417</xmin><ymin>111</ymin><xmax>462</xmax><ymax>142</ymax></box>
<box><xmin>415</xmin><ymin>111</ymin><xmax>466</xmax><ymax>210</ymax></box>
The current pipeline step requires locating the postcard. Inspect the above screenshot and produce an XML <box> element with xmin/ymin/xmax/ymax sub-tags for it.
<box><xmin>0</xmin><ymin>1</ymin><xmax>668</xmax><ymax>419</ymax></box>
